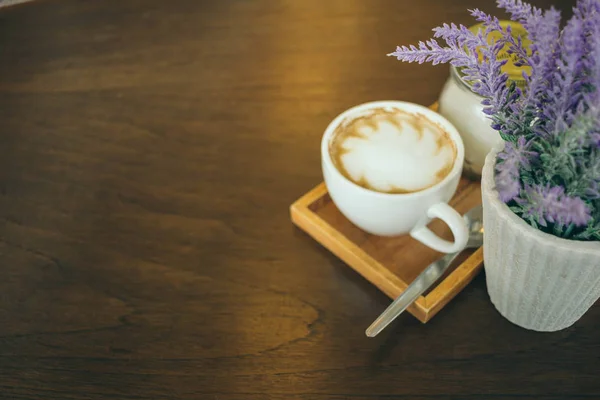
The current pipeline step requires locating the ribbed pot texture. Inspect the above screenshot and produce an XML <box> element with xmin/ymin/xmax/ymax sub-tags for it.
<box><xmin>481</xmin><ymin>145</ymin><xmax>600</xmax><ymax>332</ymax></box>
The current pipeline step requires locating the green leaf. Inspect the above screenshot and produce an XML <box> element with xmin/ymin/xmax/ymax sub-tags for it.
<box><xmin>509</xmin><ymin>206</ymin><xmax>523</xmax><ymax>215</ymax></box>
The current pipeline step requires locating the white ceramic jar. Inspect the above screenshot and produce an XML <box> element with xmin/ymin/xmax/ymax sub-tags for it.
<box><xmin>438</xmin><ymin>66</ymin><xmax>503</xmax><ymax>178</ymax></box>
<box><xmin>438</xmin><ymin>21</ymin><xmax>530</xmax><ymax>178</ymax></box>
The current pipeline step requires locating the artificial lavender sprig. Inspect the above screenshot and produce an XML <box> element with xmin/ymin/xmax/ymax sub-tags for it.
<box><xmin>514</xmin><ymin>7</ymin><xmax>562</xmax><ymax>136</ymax></box>
<box><xmin>516</xmin><ymin>184</ymin><xmax>591</xmax><ymax>228</ymax></box>
<box><xmin>495</xmin><ymin>136</ymin><xmax>537</xmax><ymax>201</ymax></box>
<box><xmin>542</xmin><ymin>15</ymin><xmax>586</xmax><ymax>136</ymax></box>
<box><xmin>469</xmin><ymin>8</ymin><xmax>529</xmax><ymax>66</ymax></box>
<box><xmin>496</xmin><ymin>0</ymin><xmax>541</xmax><ymax>26</ymax></box>
<box><xmin>388</xmin><ymin>9</ymin><xmax>519</xmax><ymax>138</ymax></box>
<box><xmin>579</xmin><ymin>2</ymin><xmax>600</xmax><ymax>110</ymax></box>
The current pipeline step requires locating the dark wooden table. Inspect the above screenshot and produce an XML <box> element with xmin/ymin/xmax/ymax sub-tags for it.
<box><xmin>0</xmin><ymin>0</ymin><xmax>597</xmax><ymax>399</ymax></box>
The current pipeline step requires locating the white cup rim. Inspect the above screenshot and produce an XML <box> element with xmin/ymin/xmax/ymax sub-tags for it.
<box><xmin>321</xmin><ymin>100</ymin><xmax>465</xmax><ymax>199</ymax></box>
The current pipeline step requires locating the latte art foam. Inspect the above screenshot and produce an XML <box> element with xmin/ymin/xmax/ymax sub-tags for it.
<box><xmin>329</xmin><ymin>107</ymin><xmax>456</xmax><ymax>194</ymax></box>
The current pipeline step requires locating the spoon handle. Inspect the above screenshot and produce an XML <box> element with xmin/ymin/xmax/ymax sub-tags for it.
<box><xmin>365</xmin><ymin>251</ymin><xmax>460</xmax><ymax>337</ymax></box>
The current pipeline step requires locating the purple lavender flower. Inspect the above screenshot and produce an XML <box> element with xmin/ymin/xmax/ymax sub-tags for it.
<box><xmin>574</xmin><ymin>0</ymin><xmax>600</xmax><ymax>89</ymax></box>
<box><xmin>541</xmin><ymin>15</ymin><xmax>587</xmax><ymax>136</ymax></box>
<box><xmin>491</xmin><ymin>1</ymin><xmax>563</xmax><ymax>137</ymax></box>
<box><xmin>496</xmin><ymin>0</ymin><xmax>541</xmax><ymax>25</ymax></box>
<box><xmin>517</xmin><ymin>8</ymin><xmax>562</xmax><ymax>134</ymax></box>
<box><xmin>497</xmin><ymin>136</ymin><xmax>537</xmax><ymax>171</ymax></box>
<box><xmin>561</xmin><ymin>197</ymin><xmax>592</xmax><ymax>226</ymax></box>
<box><xmin>495</xmin><ymin>170</ymin><xmax>522</xmax><ymax>202</ymax></box>
<box><xmin>585</xmin><ymin>180</ymin><xmax>600</xmax><ymax>199</ymax></box>
<box><xmin>516</xmin><ymin>184</ymin><xmax>562</xmax><ymax>226</ymax></box>
<box><xmin>497</xmin><ymin>1</ymin><xmax>559</xmax><ymax>69</ymax></box>
<box><xmin>516</xmin><ymin>184</ymin><xmax>592</xmax><ymax>227</ymax></box>
<box><xmin>515</xmin><ymin>185</ymin><xmax>592</xmax><ymax>227</ymax></box>
<box><xmin>580</xmin><ymin>3</ymin><xmax>600</xmax><ymax>109</ymax></box>
<box><xmin>574</xmin><ymin>0</ymin><xmax>600</xmax><ymax>14</ymax></box>
<box><xmin>388</xmin><ymin>9</ymin><xmax>512</xmax><ymax>121</ymax></box>
<box><xmin>494</xmin><ymin>137</ymin><xmax>537</xmax><ymax>201</ymax></box>
<box><xmin>469</xmin><ymin>8</ymin><xmax>530</xmax><ymax>65</ymax></box>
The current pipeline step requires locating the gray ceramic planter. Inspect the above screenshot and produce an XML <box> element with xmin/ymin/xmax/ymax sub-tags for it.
<box><xmin>481</xmin><ymin>144</ymin><xmax>600</xmax><ymax>331</ymax></box>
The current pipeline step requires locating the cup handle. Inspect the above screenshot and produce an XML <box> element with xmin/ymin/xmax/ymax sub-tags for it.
<box><xmin>409</xmin><ymin>203</ymin><xmax>469</xmax><ymax>253</ymax></box>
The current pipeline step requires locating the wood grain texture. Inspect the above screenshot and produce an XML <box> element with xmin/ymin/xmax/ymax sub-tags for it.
<box><xmin>290</xmin><ymin>178</ymin><xmax>484</xmax><ymax>323</ymax></box>
<box><xmin>0</xmin><ymin>0</ymin><xmax>597</xmax><ymax>399</ymax></box>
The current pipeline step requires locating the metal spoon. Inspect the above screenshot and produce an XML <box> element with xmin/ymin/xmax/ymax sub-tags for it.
<box><xmin>365</xmin><ymin>205</ymin><xmax>484</xmax><ymax>338</ymax></box>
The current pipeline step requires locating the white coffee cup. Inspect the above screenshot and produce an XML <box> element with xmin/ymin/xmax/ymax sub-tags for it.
<box><xmin>321</xmin><ymin>100</ymin><xmax>468</xmax><ymax>253</ymax></box>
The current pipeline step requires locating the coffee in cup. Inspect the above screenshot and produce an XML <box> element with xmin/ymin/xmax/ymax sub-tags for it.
<box><xmin>328</xmin><ymin>106</ymin><xmax>457</xmax><ymax>194</ymax></box>
<box><xmin>321</xmin><ymin>101</ymin><xmax>468</xmax><ymax>254</ymax></box>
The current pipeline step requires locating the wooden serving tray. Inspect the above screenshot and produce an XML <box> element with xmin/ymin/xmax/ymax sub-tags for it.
<box><xmin>290</xmin><ymin>104</ymin><xmax>484</xmax><ymax>323</ymax></box>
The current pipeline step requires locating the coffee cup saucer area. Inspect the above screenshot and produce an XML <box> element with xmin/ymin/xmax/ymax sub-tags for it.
<box><xmin>289</xmin><ymin>100</ymin><xmax>485</xmax><ymax>323</ymax></box>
